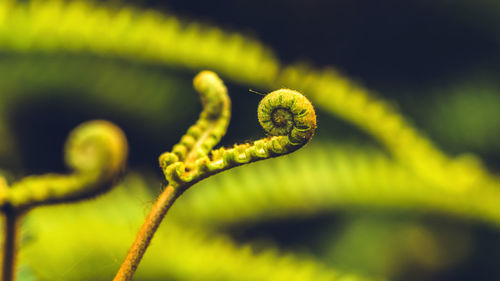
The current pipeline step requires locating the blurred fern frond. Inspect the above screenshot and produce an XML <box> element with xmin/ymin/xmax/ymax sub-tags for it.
<box><xmin>0</xmin><ymin>0</ymin><xmax>498</xmax><ymax>280</ymax></box>
<box><xmin>0</xmin><ymin>0</ymin><xmax>279</xmax><ymax>85</ymax></box>
<box><xmin>170</xmin><ymin>142</ymin><xmax>500</xmax><ymax>229</ymax></box>
<box><xmin>20</xmin><ymin>174</ymin><xmax>382</xmax><ymax>281</ymax></box>
<box><xmin>0</xmin><ymin>53</ymin><xmax>196</xmax><ymax>166</ymax></box>
<box><xmin>0</xmin><ymin>0</ymin><xmax>497</xmax><ymax>192</ymax></box>
<box><xmin>414</xmin><ymin>75</ymin><xmax>500</xmax><ymax>156</ymax></box>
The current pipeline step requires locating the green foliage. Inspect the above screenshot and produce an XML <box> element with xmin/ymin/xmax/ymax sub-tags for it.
<box><xmin>20</xmin><ymin>175</ymin><xmax>381</xmax><ymax>281</ymax></box>
<box><xmin>0</xmin><ymin>0</ymin><xmax>498</xmax><ymax>281</ymax></box>
<box><xmin>0</xmin><ymin>119</ymin><xmax>128</xmax><ymax>281</ymax></box>
<box><xmin>0</xmin><ymin>0</ymin><xmax>278</xmax><ymax>84</ymax></box>
<box><xmin>0</xmin><ymin>53</ymin><xmax>195</xmax><ymax>168</ymax></box>
<box><xmin>114</xmin><ymin>70</ymin><xmax>317</xmax><ymax>280</ymax></box>
<box><xmin>416</xmin><ymin>76</ymin><xmax>500</xmax><ymax>155</ymax></box>
<box><xmin>160</xmin><ymin>74</ymin><xmax>316</xmax><ymax>188</ymax></box>
<box><xmin>171</xmin><ymin>142</ymin><xmax>500</xmax><ymax>228</ymax></box>
<box><xmin>6</xmin><ymin>120</ymin><xmax>128</xmax><ymax>209</ymax></box>
<box><xmin>1</xmin><ymin>0</ymin><xmax>495</xmax><ymax>193</ymax></box>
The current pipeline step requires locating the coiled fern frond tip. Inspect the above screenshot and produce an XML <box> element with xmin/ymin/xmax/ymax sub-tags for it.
<box><xmin>116</xmin><ymin>71</ymin><xmax>317</xmax><ymax>281</ymax></box>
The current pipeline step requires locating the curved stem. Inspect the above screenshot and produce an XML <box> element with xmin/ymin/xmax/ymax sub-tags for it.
<box><xmin>113</xmin><ymin>185</ymin><xmax>182</xmax><ymax>281</ymax></box>
<box><xmin>2</xmin><ymin>210</ymin><xmax>19</xmax><ymax>281</ymax></box>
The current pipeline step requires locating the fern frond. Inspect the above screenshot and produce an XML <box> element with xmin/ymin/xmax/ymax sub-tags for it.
<box><xmin>0</xmin><ymin>54</ymin><xmax>195</xmax><ymax>168</ymax></box>
<box><xmin>5</xmin><ymin>120</ymin><xmax>128</xmax><ymax>209</ymax></box>
<box><xmin>414</xmin><ymin>76</ymin><xmax>500</xmax><ymax>154</ymax></box>
<box><xmin>0</xmin><ymin>0</ymin><xmax>279</xmax><ymax>85</ymax></box>
<box><xmin>160</xmin><ymin>82</ymin><xmax>317</xmax><ymax>188</ymax></box>
<box><xmin>0</xmin><ymin>0</ymin><xmax>495</xmax><ymax>193</ymax></box>
<box><xmin>274</xmin><ymin>65</ymin><xmax>499</xmax><ymax>191</ymax></box>
<box><xmin>115</xmin><ymin>70</ymin><xmax>317</xmax><ymax>280</ymax></box>
<box><xmin>20</xmin><ymin>174</ymin><xmax>382</xmax><ymax>281</ymax></box>
<box><xmin>0</xmin><ymin>120</ymin><xmax>127</xmax><ymax>281</ymax></box>
<box><xmin>169</xmin><ymin>142</ymin><xmax>500</xmax><ymax>228</ymax></box>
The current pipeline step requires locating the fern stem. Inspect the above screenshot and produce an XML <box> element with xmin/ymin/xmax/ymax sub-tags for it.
<box><xmin>113</xmin><ymin>185</ymin><xmax>182</xmax><ymax>281</ymax></box>
<box><xmin>2</xmin><ymin>210</ymin><xmax>19</xmax><ymax>281</ymax></box>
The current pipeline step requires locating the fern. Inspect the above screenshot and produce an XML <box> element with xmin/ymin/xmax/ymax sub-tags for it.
<box><xmin>20</xmin><ymin>174</ymin><xmax>382</xmax><ymax>281</ymax></box>
<box><xmin>0</xmin><ymin>0</ymin><xmax>279</xmax><ymax>85</ymax></box>
<box><xmin>113</xmin><ymin>70</ymin><xmax>317</xmax><ymax>280</ymax></box>
<box><xmin>0</xmin><ymin>54</ymin><xmax>498</xmax><ymax>230</ymax></box>
<box><xmin>0</xmin><ymin>0</ymin><xmax>496</xmax><ymax>193</ymax></box>
<box><xmin>1</xmin><ymin>120</ymin><xmax>128</xmax><ymax>281</ymax></box>
<box><xmin>412</xmin><ymin>75</ymin><xmax>500</xmax><ymax>154</ymax></box>
<box><xmin>0</xmin><ymin>1</ymin><xmax>497</xmax><ymax>280</ymax></box>
<box><xmin>170</xmin><ymin>142</ymin><xmax>500</xmax><ymax>229</ymax></box>
<box><xmin>0</xmin><ymin>53</ymin><xmax>194</xmax><ymax>168</ymax></box>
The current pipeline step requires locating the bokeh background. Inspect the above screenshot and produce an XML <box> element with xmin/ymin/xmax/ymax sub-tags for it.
<box><xmin>1</xmin><ymin>0</ymin><xmax>500</xmax><ymax>280</ymax></box>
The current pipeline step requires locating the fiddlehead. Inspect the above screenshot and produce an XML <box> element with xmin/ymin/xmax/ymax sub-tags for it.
<box><xmin>1</xmin><ymin>0</ymin><xmax>497</xmax><ymax>195</ymax></box>
<box><xmin>7</xmin><ymin>120</ymin><xmax>128</xmax><ymax>209</ymax></box>
<box><xmin>115</xmin><ymin>71</ymin><xmax>316</xmax><ymax>280</ymax></box>
<box><xmin>160</xmin><ymin>85</ymin><xmax>316</xmax><ymax>188</ymax></box>
<box><xmin>0</xmin><ymin>120</ymin><xmax>128</xmax><ymax>281</ymax></box>
<box><xmin>258</xmin><ymin>89</ymin><xmax>316</xmax><ymax>149</ymax></box>
<box><xmin>159</xmin><ymin>70</ymin><xmax>231</xmax><ymax>170</ymax></box>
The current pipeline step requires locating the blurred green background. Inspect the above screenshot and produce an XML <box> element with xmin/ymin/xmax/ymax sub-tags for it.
<box><xmin>1</xmin><ymin>0</ymin><xmax>500</xmax><ymax>280</ymax></box>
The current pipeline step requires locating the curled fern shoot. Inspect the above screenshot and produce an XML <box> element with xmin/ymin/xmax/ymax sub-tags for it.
<box><xmin>114</xmin><ymin>71</ymin><xmax>317</xmax><ymax>281</ymax></box>
<box><xmin>7</xmin><ymin>120</ymin><xmax>128</xmax><ymax>209</ymax></box>
<box><xmin>1</xmin><ymin>120</ymin><xmax>128</xmax><ymax>281</ymax></box>
<box><xmin>1</xmin><ymin>0</ymin><xmax>497</xmax><ymax>199</ymax></box>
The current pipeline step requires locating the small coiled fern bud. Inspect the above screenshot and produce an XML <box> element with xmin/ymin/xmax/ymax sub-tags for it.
<box><xmin>258</xmin><ymin>89</ymin><xmax>316</xmax><ymax>151</ymax></box>
<box><xmin>65</xmin><ymin>120</ymin><xmax>128</xmax><ymax>181</ymax></box>
<box><xmin>7</xmin><ymin>120</ymin><xmax>128</xmax><ymax>210</ymax></box>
